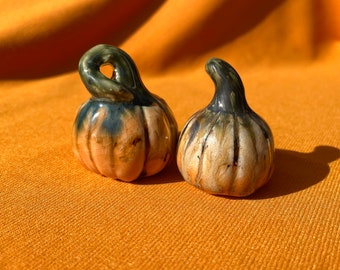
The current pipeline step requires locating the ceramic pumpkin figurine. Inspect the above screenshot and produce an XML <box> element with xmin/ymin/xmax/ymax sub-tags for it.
<box><xmin>177</xmin><ymin>58</ymin><xmax>274</xmax><ymax>197</ymax></box>
<box><xmin>73</xmin><ymin>44</ymin><xmax>178</xmax><ymax>181</ymax></box>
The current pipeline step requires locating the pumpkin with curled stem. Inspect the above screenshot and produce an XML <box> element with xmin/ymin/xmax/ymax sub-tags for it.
<box><xmin>177</xmin><ymin>58</ymin><xmax>274</xmax><ymax>197</ymax></box>
<box><xmin>73</xmin><ymin>44</ymin><xmax>178</xmax><ymax>181</ymax></box>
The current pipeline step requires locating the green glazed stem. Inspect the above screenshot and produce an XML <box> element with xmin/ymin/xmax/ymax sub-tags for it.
<box><xmin>79</xmin><ymin>44</ymin><xmax>154</xmax><ymax>105</ymax></box>
<box><xmin>206</xmin><ymin>58</ymin><xmax>250</xmax><ymax>114</ymax></box>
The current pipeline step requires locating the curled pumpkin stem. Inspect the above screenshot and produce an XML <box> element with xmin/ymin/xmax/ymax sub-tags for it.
<box><xmin>79</xmin><ymin>44</ymin><xmax>151</xmax><ymax>104</ymax></box>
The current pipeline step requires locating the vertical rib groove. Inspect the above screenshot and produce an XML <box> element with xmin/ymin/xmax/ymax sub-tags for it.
<box><xmin>195</xmin><ymin>111</ymin><xmax>220</xmax><ymax>187</ymax></box>
<box><xmin>233</xmin><ymin>114</ymin><xmax>239</xmax><ymax>167</ymax></box>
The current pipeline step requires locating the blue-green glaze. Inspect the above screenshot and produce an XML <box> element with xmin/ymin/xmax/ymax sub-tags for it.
<box><xmin>74</xmin><ymin>99</ymin><xmax>128</xmax><ymax>135</ymax></box>
<box><xmin>206</xmin><ymin>58</ymin><xmax>249</xmax><ymax>114</ymax></box>
<box><xmin>177</xmin><ymin>58</ymin><xmax>274</xmax><ymax>197</ymax></box>
<box><xmin>73</xmin><ymin>44</ymin><xmax>178</xmax><ymax>181</ymax></box>
<box><xmin>78</xmin><ymin>44</ymin><xmax>153</xmax><ymax>105</ymax></box>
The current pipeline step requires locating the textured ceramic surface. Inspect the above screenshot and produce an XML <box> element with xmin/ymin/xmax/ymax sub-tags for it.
<box><xmin>177</xmin><ymin>58</ymin><xmax>274</xmax><ymax>197</ymax></box>
<box><xmin>73</xmin><ymin>44</ymin><xmax>178</xmax><ymax>181</ymax></box>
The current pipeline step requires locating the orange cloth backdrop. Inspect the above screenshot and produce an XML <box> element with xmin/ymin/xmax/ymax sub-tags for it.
<box><xmin>1</xmin><ymin>0</ymin><xmax>339</xmax><ymax>268</ymax></box>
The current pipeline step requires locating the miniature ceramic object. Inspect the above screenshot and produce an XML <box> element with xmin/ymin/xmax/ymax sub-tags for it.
<box><xmin>177</xmin><ymin>58</ymin><xmax>274</xmax><ymax>197</ymax></box>
<box><xmin>73</xmin><ymin>44</ymin><xmax>178</xmax><ymax>181</ymax></box>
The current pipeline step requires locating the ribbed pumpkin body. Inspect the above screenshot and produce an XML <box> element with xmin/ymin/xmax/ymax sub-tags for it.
<box><xmin>73</xmin><ymin>45</ymin><xmax>177</xmax><ymax>181</ymax></box>
<box><xmin>177</xmin><ymin>109</ymin><xmax>274</xmax><ymax>196</ymax></box>
<box><xmin>74</xmin><ymin>100</ymin><xmax>175</xmax><ymax>181</ymax></box>
<box><xmin>177</xmin><ymin>58</ymin><xmax>274</xmax><ymax>197</ymax></box>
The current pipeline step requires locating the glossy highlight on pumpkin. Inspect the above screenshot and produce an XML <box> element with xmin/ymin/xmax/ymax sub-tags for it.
<box><xmin>177</xmin><ymin>58</ymin><xmax>274</xmax><ymax>197</ymax></box>
<box><xmin>73</xmin><ymin>44</ymin><xmax>178</xmax><ymax>182</ymax></box>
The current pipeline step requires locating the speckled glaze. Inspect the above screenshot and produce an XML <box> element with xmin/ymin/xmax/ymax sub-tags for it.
<box><xmin>73</xmin><ymin>44</ymin><xmax>178</xmax><ymax>181</ymax></box>
<box><xmin>177</xmin><ymin>58</ymin><xmax>274</xmax><ymax>197</ymax></box>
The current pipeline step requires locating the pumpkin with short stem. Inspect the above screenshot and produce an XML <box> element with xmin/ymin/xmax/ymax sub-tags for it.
<box><xmin>73</xmin><ymin>44</ymin><xmax>178</xmax><ymax>182</ymax></box>
<box><xmin>177</xmin><ymin>58</ymin><xmax>274</xmax><ymax>197</ymax></box>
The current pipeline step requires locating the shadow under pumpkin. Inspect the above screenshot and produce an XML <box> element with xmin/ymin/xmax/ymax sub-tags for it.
<box><xmin>249</xmin><ymin>145</ymin><xmax>340</xmax><ymax>199</ymax></box>
<box><xmin>103</xmin><ymin>145</ymin><xmax>340</xmax><ymax>198</ymax></box>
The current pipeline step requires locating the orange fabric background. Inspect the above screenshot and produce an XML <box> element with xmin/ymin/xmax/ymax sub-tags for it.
<box><xmin>1</xmin><ymin>0</ymin><xmax>339</xmax><ymax>268</ymax></box>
